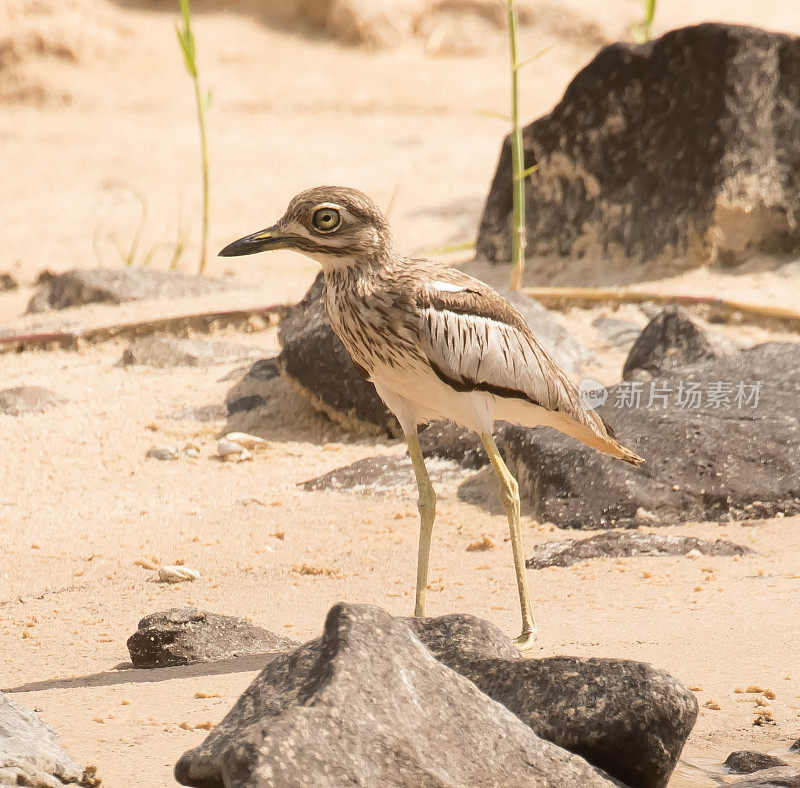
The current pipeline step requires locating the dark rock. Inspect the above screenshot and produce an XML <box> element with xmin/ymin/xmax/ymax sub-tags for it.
<box><xmin>404</xmin><ymin>612</ymin><xmax>521</xmax><ymax>663</ymax></box>
<box><xmin>174</xmin><ymin>603</ymin><xmax>618</xmax><ymax>787</ymax></box>
<box><xmin>243</xmin><ymin>357</ymin><xmax>280</xmax><ymax>382</ymax></box>
<box><xmin>503</xmin><ymin>343</ymin><xmax>800</xmax><ymax>528</ymax></box>
<box><xmin>791</xmin><ymin>738</ymin><xmax>800</xmax><ymax>752</ymax></box>
<box><xmin>27</xmin><ymin>267</ymin><xmax>239</xmax><ymax>313</ymax></box>
<box><xmin>406</xmin><ymin>613</ymin><xmax>696</xmax><ymax>788</ymax></box>
<box><xmin>725</xmin><ymin>751</ymin><xmax>789</xmax><ymax>774</ymax></box>
<box><xmin>418</xmin><ymin>421</ymin><xmax>494</xmax><ymax>469</ymax></box>
<box><xmin>126</xmin><ymin>608</ymin><xmax>297</xmax><ymax>668</ymax></box>
<box><xmin>592</xmin><ymin>315</ymin><xmax>643</xmax><ymax>350</ymax></box>
<box><xmin>730</xmin><ymin>766</ymin><xmax>800</xmax><ymax>787</ymax></box>
<box><xmin>300</xmin><ymin>454</ymin><xmax>465</xmax><ymax>492</ymax></box>
<box><xmin>527</xmin><ymin>531</ymin><xmax>753</xmax><ymax>568</ymax></box>
<box><xmin>0</xmin><ymin>692</ymin><xmax>83</xmax><ymax>786</ymax></box>
<box><xmin>0</xmin><ymin>273</ymin><xmax>18</xmax><ymax>292</ymax></box>
<box><xmin>120</xmin><ymin>336</ymin><xmax>260</xmax><ymax>368</ymax></box>
<box><xmin>225</xmin><ymin>394</ymin><xmax>268</xmax><ymax>416</ymax></box>
<box><xmin>623</xmin><ymin>307</ymin><xmax>719</xmax><ymax>380</ymax></box>
<box><xmin>477</xmin><ymin>24</ymin><xmax>800</xmax><ymax>270</ymax></box>
<box><xmin>223</xmin><ymin>358</ymin><xmax>279</xmax><ymax>416</ymax></box>
<box><xmin>0</xmin><ymin>386</ymin><xmax>64</xmax><ymax>416</ymax></box>
<box><xmin>274</xmin><ymin>272</ymin><xmax>594</xmax><ymax>436</ymax></box>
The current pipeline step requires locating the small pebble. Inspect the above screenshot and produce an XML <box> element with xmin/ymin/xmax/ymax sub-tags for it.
<box><xmin>147</xmin><ymin>445</ymin><xmax>179</xmax><ymax>461</ymax></box>
<box><xmin>689</xmin><ymin>685</ymin><xmax>702</xmax><ymax>692</ymax></box>
<box><xmin>763</xmin><ymin>689</ymin><xmax>776</xmax><ymax>699</ymax></box>
<box><xmin>755</xmin><ymin>696</ymin><xmax>770</xmax><ymax>707</ymax></box>
<box><xmin>195</xmin><ymin>720</ymin><xmax>216</xmax><ymax>731</ymax></box>
<box><xmin>746</xmin><ymin>685</ymin><xmax>765</xmax><ymax>693</ymax></box>
<box><xmin>194</xmin><ymin>692</ymin><xmax>221</xmax><ymax>699</ymax></box>
<box><xmin>157</xmin><ymin>565</ymin><xmax>200</xmax><ymax>583</ymax></box>
<box><xmin>217</xmin><ymin>438</ymin><xmax>252</xmax><ymax>461</ymax></box>
<box><xmin>703</xmin><ymin>700</ymin><xmax>721</xmax><ymax>710</ymax></box>
<box><xmin>222</xmin><ymin>432</ymin><xmax>267</xmax><ymax>450</ymax></box>
<box><xmin>686</xmin><ymin>549</ymin><xmax>702</xmax><ymax>560</ymax></box>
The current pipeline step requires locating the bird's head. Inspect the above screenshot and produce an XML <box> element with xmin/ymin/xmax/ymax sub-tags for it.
<box><xmin>219</xmin><ymin>186</ymin><xmax>392</xmax><ymax>270</ymax></box>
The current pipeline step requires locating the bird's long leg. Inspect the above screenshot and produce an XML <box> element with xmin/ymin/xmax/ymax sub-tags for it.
<box><xmin>405</xmin><ymin>429</ymin><xmax>437</xmax><ymax>617</ymax></box>
<box><xmin>480</xmin><ymin>432</ymin><xmax>537</xmax><ymax>650</ymax></box>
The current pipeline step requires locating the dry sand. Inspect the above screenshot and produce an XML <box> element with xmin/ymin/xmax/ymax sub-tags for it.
<box><xmin>2</xmin><ymin>1</ymin><xmax>800</xmax><ymax>785</ymax></box>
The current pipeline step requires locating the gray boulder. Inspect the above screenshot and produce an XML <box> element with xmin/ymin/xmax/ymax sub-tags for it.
<box><xmin>121</xmin><ymin>336</ymin><xmax>260</xmax><ymax>368</ymax></box>
<box><xmin>27</xmin><ymin>268</ymin><xmax>238</xmax><ymax>312</ymax></box>
<box><xmin>0</xmin><ymin>273</ymin><xmax>17</xmax><ymax>292</ymax></box>
<box><xmin>126</xmin><ymin>608</ymin><xmax>297</xmax><ymax>668</ymax></box>
<box><xmin>503</xmin><ymin>343</ymin><xmax>800</xmax><ymax>527</ymax></box>
<box><xmin>477</xmin><ymin>24</ymin><xmax>800</xmax><ymax>270</ymax></box>
<box><xmin>725</xmin><ymin>751</ymin><xmax>789</xmax><ymax>774</ymax></box>
<box><xmin>623</xmin><ymin>307</ymin><xmax>720</xmax><ymax>380</ymax></box>
<box><xmin>174</xmin><ymin>604</ymin><xmax>618</xmax><ymax>787</ymax></box>
<box><xmin>0</xmin><ymin>693</ymin><xmax>83</xmax><ymax>787</ymax></box>
<box><xmin>0</xmin><ymin>386</ymin><xmax>64</xmax><ymax>416</ymax></box>
<box><xmin>407</xmin><ymin>614</ymin><xmax>696</xmax><ymax>788</ymax></box>
<box><xmin>527</xmin><ymin>531</ymin><xmax>753</xmax><ymax>569</ymax></box>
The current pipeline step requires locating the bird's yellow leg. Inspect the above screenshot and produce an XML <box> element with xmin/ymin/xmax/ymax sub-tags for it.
<box><xmin>480</xmin><ymin>433</ymin><xmax>537</xmax><ymax>650</ymax></box>
<box><xmin>406</xmin><ymin>429</ymin><xmax>437</xmax><ymax>617</ymax></box>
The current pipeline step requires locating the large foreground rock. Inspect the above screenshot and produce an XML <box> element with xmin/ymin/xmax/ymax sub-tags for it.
<box><xmin>0</xmin><ymin>693</ymin><xmax>83</xmax><ymax>787</ymax></box>
<box><xmin>504</xmin><ymin>343</ymin><xmax>800</xmax><ymax>528</ymax></box>
<box><xmin>27</xmin><ymin>268</ymin><xmax>238</xmax><ymax>312</ymax></box>
<box><xmin>126</xmin><ymin>608</ymin><xmax>298</xmax><ymax>667</ymax></box>
<box><xmin>176</xmin><ymin>605</ymin><xmax>695</xmax><ymax>788</ymax></box>
<box><xmin>527</xmin><ymin>531</ymin><xmax>753</xmax><ymax>569</ymax></box>
<box><xmin>407</xmin><ymin>614</ymin><xmax>696</xmax><ymax>788</ymax></box>
<box><xmin>175</xmin><ymin>604</ymin><xmax>619</xmax><ymax>787</ymax></box>
<box><xmin>477</xmin><ymin>24</ymin><xmax>800</xmax><ymax>269</ymax></box>
<box><xmin>275</xmin><ymin>272</ymin><xmax>594</xmax><ymax>435</ymax></box>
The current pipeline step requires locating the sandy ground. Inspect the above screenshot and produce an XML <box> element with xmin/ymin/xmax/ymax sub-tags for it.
<box><xmin>2</xmin><ymin>1</ymin><xmax>800</xmax><ymax>786</ymax></box>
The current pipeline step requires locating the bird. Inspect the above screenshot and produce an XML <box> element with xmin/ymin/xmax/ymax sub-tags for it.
<box><xmin>220</xmin><ymin>186</ymin><xmax>644</xmax><ymax>649</ymax></box>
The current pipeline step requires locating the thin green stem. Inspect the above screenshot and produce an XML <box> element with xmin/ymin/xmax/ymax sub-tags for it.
<box><xmin>193</xmin><ymin>77</ymin><xmax>209</xmax><ymax>274</ymax></box>
<box><xmin>507</xmin><ymin>0</ymin><xmax>526</xmax><ymax>290</ymax></box>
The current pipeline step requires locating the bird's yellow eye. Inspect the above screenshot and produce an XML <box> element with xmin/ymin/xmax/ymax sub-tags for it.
<box><xmin>312</xmin><ymin>206</ymin><xmax>342</xmax><ymax>233</ymax></box>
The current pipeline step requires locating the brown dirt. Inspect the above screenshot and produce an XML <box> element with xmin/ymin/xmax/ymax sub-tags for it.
<box><xmin>2</xmin><ymin>2</ymin><xmax>800</xmax><ymax>786</ymax></box>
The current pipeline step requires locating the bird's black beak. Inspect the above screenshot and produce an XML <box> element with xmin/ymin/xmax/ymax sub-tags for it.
<box><xmin>218</xmin><ymin>224</ymin><xmax>286</xmax><ymax>257</ymax></box>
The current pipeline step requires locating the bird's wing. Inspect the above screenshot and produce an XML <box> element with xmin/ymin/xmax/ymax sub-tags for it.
<box><xmin>411</xmin><ymin>272</ymin><xmax>642</xmax><ymax>465</ymax></box>
<box><xmin>413</xmin><ymin>276</ymin><xmax>578</xmax><ymax>415</ymax></box>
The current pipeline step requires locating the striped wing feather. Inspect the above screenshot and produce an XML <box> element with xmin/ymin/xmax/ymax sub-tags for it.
<box><xmin>413</xmin><ymin>275</ymin><xmax>643</xmax><ymax>465</ymax></box>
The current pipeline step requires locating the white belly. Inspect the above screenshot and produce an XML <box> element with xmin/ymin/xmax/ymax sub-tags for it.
<box><xmin>369</xmin><ymin>362</ymin><xmax>496</xmax><ymax>436</ymax></box>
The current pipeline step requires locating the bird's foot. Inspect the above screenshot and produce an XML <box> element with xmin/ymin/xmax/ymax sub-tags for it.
<box><xmin>514</xmin><ymin>627</ymin><xmax>538</xmax><ymax>652</ymax></box>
